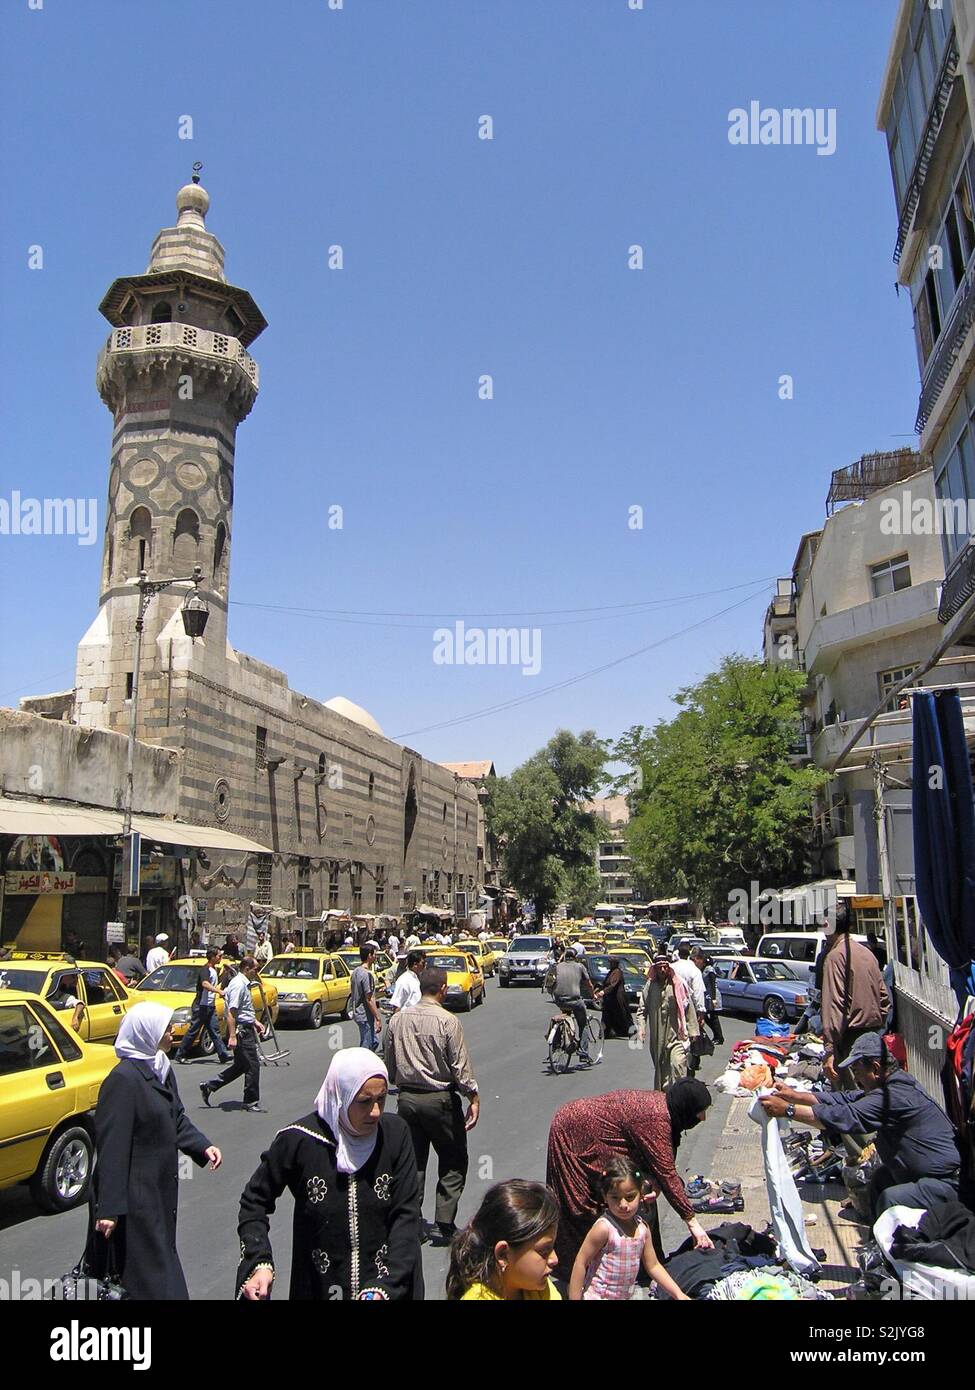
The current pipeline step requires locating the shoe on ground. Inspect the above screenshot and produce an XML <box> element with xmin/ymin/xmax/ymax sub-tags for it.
<box><xmin>243</xmin><ymin>1102</ymin><xmax>268</xmax><ymax>1113</ymax></box>
<box><xmin>436</xmin><ymin>1222</ymin><xmax>458</xmax><ymax>1244</ymax></box>
<box><xmin>200</xmin><ymin>1082</ymin><xmax>213</xmax><ymax>1107</ymax></box>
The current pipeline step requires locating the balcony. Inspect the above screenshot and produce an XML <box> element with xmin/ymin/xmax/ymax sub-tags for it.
<box><xmin>894</xmin><ymin>29</ymin><xmax>959</xmax><ymax>266</ymax></box>
<box><xmin>803</xmin><ymin>580</ymin><xmax>942</xmax><ymax>675</ymax></box>
<box><xmin>811</xmin><ymin>692</ymin><xmax>975</xmax><ymax>767</ymax></box>
<box><xmin>916</xmin><ymin>253</ymin><xmax>975</xmax><ymax>434</ymax></box>
<box><xmin>98</xmin><ymin>322</ymin><xmax>259</xmax><ymax>386</ymax></box>
<box><xmin>938</xmin><ymin>537</ymin><xmax>975</xmax><ymax>632</ymax></box>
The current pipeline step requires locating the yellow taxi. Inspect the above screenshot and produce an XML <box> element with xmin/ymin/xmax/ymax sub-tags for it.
<box><xmin>259</xmin><ymin>952</ymin><xmax>351</xmax><ymax>1028</ymax></box>
<box><xmin>417</xmin><ymin>947</ymin><xmax>486</xmax><ymax>1011</ymax></box>
<box><xmin>132</xmin><ymin>958</ymin><xmax>279</xmax><ymax>1057</ymax></box>
<box><xmin>454</xmin><ymin>938</ymin><xmax>497</xmax><ymax>978</ymax></box>
<box><xmin>486</xmin><ymin>936</ymin><xmax>509</xmax><ymax>960</ymax></box>
<box><xmin>334</xmin><ymin>947</ymin><xmax>395</xmax><ymax>978</ymax></box>
<box><xmin>0</xmin><ymin>952</ymin><xmax>134</xmax><ymax>1044</ymax></box>
<box><xmin>610</xmin><ymin>947</ymin><xmax>653</xmax><ymax>978</ymax></box>
<box><xmin>0</xmin><ymin>988</ymin><xmax>119</xmax><ymax>1211</ymax></box>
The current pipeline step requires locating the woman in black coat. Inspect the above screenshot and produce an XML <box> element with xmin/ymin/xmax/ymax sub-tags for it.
<box><xmin>237</xmin><ymin>1048</ymin><xmax>422</xmax><ymax>1301</ymax></box>
<box><xmin>600</xmin><ymin>958</ymin><xmax>634</xmax><ymax>1039</ymax></box>
<box><xmin>90</xmin><ymin>1002</ymin><xmax>221</xmax><ymax>1299</ymax></box>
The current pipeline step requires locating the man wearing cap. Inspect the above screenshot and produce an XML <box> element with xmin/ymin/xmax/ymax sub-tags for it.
<box><xmin>145</xmin><ymin>934</ymin><xmax>170</xmax><ymax>973</ymax></box>
<box><xmin>760</xmin><ymin>1032</ymin><xmax>961</xmax><ymax>1217</ymax></box>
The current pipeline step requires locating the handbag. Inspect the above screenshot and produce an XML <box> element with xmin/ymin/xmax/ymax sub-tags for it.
<box><xmin>50</xmin><ymin>1236</ymin><xmax>128</xmax><ymax>1301</ymax></box>
<box><xmin>690</xmin><ymin>1034</ymin><xmax>714</xmax><ymax>1059</ymax></box>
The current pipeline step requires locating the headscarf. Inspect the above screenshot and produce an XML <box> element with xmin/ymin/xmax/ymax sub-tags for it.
<box><xmin>314</xmin><ymin>1048</ymin><xmax>389</xmax><ymax>1175</ymax></box>
<box><xmin>665</xmin><ymin>1077</ymin><xmax>712</xmax><ymax>1149</ymax></box>
<box><xmin>652</xmin><ymin>957</ymin><xmax>690</xmax><ymax>1040</ymax></box>
<box><xmin>114</xmin><ymin>1002</ymin><xmax>174</xmax><ymax>1083</ymax></box>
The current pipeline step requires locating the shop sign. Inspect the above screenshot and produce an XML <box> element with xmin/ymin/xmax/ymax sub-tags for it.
<box><xmin>5</xmin><ymin>869</ymin><xmax>76</xmax><ymax>895</ymax></box>
<box><xmin>106</xmin><ymin>921</ymin><xmax>125</xmax><ymax>944</ymax></box>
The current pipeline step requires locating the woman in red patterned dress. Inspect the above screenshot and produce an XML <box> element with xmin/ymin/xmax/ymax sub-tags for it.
<box><xmin>546</xmin><ymin>1079</ymin><xmax>714</xmax><ymax>1278</ymax></box>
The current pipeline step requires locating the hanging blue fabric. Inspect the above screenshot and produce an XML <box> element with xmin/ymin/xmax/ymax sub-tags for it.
<box><xmin>912</xmin><ymin>690</ymin><xmax>975</xmax><ymax>1006</ymax></box>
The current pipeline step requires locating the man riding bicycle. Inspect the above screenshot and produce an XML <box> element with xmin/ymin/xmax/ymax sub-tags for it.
<box><xmin>552</xmin><ymin>947</ymin><xmax>598</xmax><ymax>1065</ymax></box>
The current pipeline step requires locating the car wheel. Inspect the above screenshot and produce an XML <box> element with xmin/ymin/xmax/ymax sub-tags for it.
<box><xmin>340</xmin><ymin>999</ymin><xmax>350</xmax><ymax>1020</ymax></box>
<box><xmin>763</xmin><ymin>995</ymin><xmax>787</xmax><ymax>1024</ymax></box>
<box><xmin>461</xmin><ymin>990</ymin><xmax>473</xmax><ymax>1012</ymax></box>
<box><xmin>499</xmin><ymin>977</ymin><xmax>509</xmax><ymax>988</ymax></box>
<box><xmin>198</xmin><ymin>1027</ymin><xmax>216</xmax><ymax>1057</ymax></box>
<box><xmin>309</xmin><ymin>1001</ymin><xmax>323</xmax><ymax>1029</ymax></box>
<box><xmin>31</xmin><ymin>1125</ymin><xmax>94</xmax><ymax>1213</ymax></box>
<box><xmin>480</xmin><ymin>983</ymin><xmax>487</xmax><ymax>1007</ymax></box>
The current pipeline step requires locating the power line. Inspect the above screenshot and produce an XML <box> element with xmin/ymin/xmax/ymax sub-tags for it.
<box><xmin>229</xmin><ymin>576</ymin><xmax>779</xmax><ymax>630</ymax></box>
<box><xmin>391</xmin><ymin>583</ymin><xmax>772</xmax><ymax>741</ymax></box>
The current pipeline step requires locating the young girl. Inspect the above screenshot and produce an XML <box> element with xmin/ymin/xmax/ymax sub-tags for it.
<box><xmin>568</xmin><ymin>1158</ymin><xmax>690</xmax><ymax>1301</ymax></box>
<box><xmin>446</xmin><ymin>1180</ymin><xmax>562</xmax><ymax>1300</ymax></box>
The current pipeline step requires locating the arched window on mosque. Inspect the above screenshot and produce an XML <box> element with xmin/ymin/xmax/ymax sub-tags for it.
<box><xmin>213</xmin><ymin>521</ymin><xmax>227</xmax><ymax>577</ymax></box>
<box><xmin>128</xmin><ymin>506</ymin><xmax>152</xmax><ymax>574</ymax></box>
<box><xmin>173</xmin><ymin>508</ymin><xmax>200</xmax><ymax>568</ymax></box>
<box><xmin>150</xmin><ymin>301</ymin><xmax>173</xmax><ymax>324</ymax></box>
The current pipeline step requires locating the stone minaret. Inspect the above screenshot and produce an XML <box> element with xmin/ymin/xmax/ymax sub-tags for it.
<box><xmin>75</xmin><ymin>176</ymin><xmax>266</xmax><ymax>742</ymax></box>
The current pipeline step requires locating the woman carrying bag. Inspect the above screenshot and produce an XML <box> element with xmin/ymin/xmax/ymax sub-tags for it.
<box><xmin>236</xmin><ymin>1048</ymin><xmax>422</xmax><ymax>1300</ymax></box>
<box><xmin>87</xmin><ymin>1002</ymin><xmax>222</xmax><ymax>1299</ymax></box>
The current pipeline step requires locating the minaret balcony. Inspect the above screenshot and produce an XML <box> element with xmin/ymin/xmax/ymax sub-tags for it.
<box><xmin>96</xmin><ymin>321</ymin><xmax>259</xmax><ymax>420</ymax></box>
<box><xmin>97</xmin><ymin>321</ymin><xmax>259</xmax><ymax>386</ymax></box>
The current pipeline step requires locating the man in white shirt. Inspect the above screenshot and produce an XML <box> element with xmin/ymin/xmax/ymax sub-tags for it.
<box><xmin>405</xmin><ymin>930</ymin><xmax>421</xmax><ymax>949</ymax></box>
<box><xmin>672</xmin><ymin>944</ymin><xmax>707</xmax><ymax>1017</ymax></box>
<box><xmin>254</xmin><ymin>931</ymin><xmax>273</xmax><ymax>968</ymax></box>
<box><xmin>389</xmin><ymin>949</ymin><xmax>424</xmax><ymax>1013</ymax></box>
<box><xmin>387</xmin><ymin>932</ymin><xmax>400</xmax><ymax>957</ymax></box>
<box><xmin>146</xmin><ymin>934</ymin><xmax>170</xmax><ymax>973</ymax></box>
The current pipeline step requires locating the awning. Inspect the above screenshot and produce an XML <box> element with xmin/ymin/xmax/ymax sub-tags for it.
<box><xmin>0</xmin><ymin>795</ymin><xmax>271</xmax><ymax>856</ymax></box>
<box><xmin>130</xmin><ymin>815</ymin><xmax>271</xmax><ymax>856</ymax></box>
<box><xmin>0</xmin><ymin>798</ymin><xmax>122</xmax><ymax>837</ymax></box>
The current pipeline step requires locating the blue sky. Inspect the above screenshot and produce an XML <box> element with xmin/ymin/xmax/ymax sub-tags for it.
<box><xmin>0</xmin><ymin>0</ymin><xmax>916</xmax><ymax>774</ymax></box>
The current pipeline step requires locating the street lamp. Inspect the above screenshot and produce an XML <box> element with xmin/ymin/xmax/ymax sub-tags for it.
<box><xmin>118</xmin><ymin>565</ymin><xmax>209</xmax><ymax>913</ymax></box>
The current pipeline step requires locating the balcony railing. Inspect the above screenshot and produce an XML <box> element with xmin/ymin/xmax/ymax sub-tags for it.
<box><xmin>916</xmin><ymin>252</ymin><xmax>975</xmax><ymax>432</ymax></box>
<box><xmin>938</xmin><ymin>536</ymin><xmax>975</xmax><ymax>623</ymax></box>
<box><xmin>103</xmin><ymin>322</ymin><xmax>259</xmax><ymax>387</ymax></box>
<box><xmin>894</xmin><ymin>29</ymin><xmax>959</xmax><ymax>266</ymax></box>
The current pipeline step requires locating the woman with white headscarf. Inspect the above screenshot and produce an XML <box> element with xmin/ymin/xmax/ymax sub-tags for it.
<box><xmin>86</xmin><ymin>1002</ymin><xmax>221</xmax><ymax>1299</ymax></box>
<box><xmin>237</xmin><ymin>1048</ymin><xmax>422</xmax><ymax>1300</ymax></box>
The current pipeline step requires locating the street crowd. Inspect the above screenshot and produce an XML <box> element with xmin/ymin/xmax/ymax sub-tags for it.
<box><xmin>45</xmin><ymin>905</ymin><xmax>975</xmax><ymax>1300</ymax></box>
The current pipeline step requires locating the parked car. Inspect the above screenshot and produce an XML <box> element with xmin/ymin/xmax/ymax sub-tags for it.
<box><xmin>754</xmin><ymin>931</ymin><xmax>869</xmax><ymax>984</ymax></box>
<box><xmin>0</xmin><ymin>989</ymin><xmax>119</xmax><ymax>1211</ymax></box>
<box><xmin>711</xmin><ymin>955</ymin><xmax>809</xmax><ymax>1023</ymax></box>
<box><xmin>498</xmin><ymin>935</ymin><xmax>555</xmax><ymax>987</ymax></box>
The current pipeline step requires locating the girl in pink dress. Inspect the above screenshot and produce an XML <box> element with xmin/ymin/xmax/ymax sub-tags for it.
<box><xmin>568</xmin><ymin>1158</ymin><xmax>690</xmax><ymax>1301</ymax></box>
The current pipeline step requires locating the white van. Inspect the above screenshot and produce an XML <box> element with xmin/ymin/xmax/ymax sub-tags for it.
<box><xmin>713</xmin><ymin>925</ymin><xmax>747</xmax><ymax>952</ymax></box>
<box><xmin>755</xmin><ymin>930</ymin><xmax>867</xmax><ymax>983</ymax></box>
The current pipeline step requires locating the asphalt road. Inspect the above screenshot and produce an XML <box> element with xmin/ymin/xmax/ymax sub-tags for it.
<box><xmin>0</xmin><ymin>982</ymin><xmax>758</xmax><ymax>1300</ymax></box>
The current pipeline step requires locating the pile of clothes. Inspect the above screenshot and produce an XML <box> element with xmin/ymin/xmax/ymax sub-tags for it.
<box><xmin>714</xmin><ymin>1034</ymin><xmax>826</xmax><ymax>1098</ymax></box>
<box><xmin>659</xmin><ymin>1221</ymin><xmax>832</xmax><ymax>1301</ymax></box>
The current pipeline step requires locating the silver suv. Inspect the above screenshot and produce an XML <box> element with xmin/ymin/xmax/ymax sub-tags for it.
<box><xmin>498</xmin><ymin>935</ymin><xmax>555</xmax><ymax>988</ymax></box>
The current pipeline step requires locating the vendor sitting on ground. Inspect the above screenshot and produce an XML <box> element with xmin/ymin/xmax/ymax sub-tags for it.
<box><xmin>759</xmin><ymin>1032</ymin><xmax>963</xmax><ymax>1219</ymax></box>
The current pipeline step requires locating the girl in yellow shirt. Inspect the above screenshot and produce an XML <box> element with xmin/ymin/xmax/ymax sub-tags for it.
<box><xmin>447</xmin><ymin>1180</ymin><xmax>562</xmax><ymax>1301</ymax></box>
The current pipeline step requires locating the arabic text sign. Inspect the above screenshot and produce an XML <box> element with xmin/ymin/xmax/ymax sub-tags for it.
<box><xmin>5</xmin><ymin>870</ymin><xmax>76</xmax><ymax>895</ymax></box>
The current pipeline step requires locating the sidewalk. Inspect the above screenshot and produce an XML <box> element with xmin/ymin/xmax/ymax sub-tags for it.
<box><xmin>710</xmin><ymin>1094</ymin><xmax>863</xmax><ymax>1292</ymax></box>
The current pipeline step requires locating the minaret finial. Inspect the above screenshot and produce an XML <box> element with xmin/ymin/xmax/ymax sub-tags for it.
<box><xmin>191</xmin><ymin>161</ymin><xmax>203</xmax><ymax>185</ymax></box>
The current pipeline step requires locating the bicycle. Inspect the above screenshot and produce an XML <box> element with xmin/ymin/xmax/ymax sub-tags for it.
<box><xmin>546</xmin><ymin>1004</ymin><xmax>604</xmax><ymax>1073</ymax></box>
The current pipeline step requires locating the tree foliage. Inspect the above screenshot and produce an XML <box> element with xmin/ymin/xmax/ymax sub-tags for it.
<box><xmin>486</xmin><ymin>730</ymin><xmax>606</xmax><ymax>922</ymax></box>
<box><xmin>612</xmin><ymin>655</ymin><xmax>823</xmax><ymax>919</ymax></box>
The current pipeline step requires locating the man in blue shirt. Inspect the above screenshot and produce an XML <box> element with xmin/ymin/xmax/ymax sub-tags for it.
<box><xmin>761</xmin><ymin>1032</ymin><xmax>961</xmax><ymax>1217</ymax></box>
<box><xmin>200</xmin><ymin>957</ymin><xmax>267</xmax><ymax>1112</ymax></box>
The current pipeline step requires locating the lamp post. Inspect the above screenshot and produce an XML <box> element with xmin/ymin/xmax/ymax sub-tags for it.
<box><xmin>118</xmin><ymin>565</ymin><xmax>209</xmax><ymax>916</ymax></box>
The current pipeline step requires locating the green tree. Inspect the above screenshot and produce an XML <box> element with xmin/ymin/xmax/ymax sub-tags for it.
<box><xmin>486</xmin><ymin>730</ymin><xmax>606</xmax><ymax>922</ymax></box>
<box><xmin>612</xmin><ymin>655</ymin><xmax>823</xmax><ymax>919</ymax></box>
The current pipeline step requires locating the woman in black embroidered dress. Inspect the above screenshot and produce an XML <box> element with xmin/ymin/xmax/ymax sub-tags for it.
<box><xmin>236</xmin><ymin>1048</ymin><xmax>423</xmax><ymax>1300</ymax></box>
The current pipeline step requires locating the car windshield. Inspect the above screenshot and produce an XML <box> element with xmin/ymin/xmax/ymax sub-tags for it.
<box><xmin>263</xmin><ymin>957</ymin><xmax>321</xmax><ymax>979</ymax></box>
<box><xmin>0</xmin><ymin>967</ymin><xmax>49</xmax><ymax>993</ymax></box>
<box><xmin>425</xmin><ymin>955</ymin><xmax>466</xmax><ymax>971</ymax></box>
<box><xmin>487</xmin><ymin>940</ymin><xmax>507</xmax><ymax>951</ymax></box>
<box><xmin>137</xmin><ymin>965</ymin><xmax>203</xmax><ymax>992</ymax></box>
<box><xmin>510</xmin><ymin>938</ymin><xmax>550</xmax><ymax>952</ymax></box>
<box><xmin>751</xmin><ymin>962</ymin><xmax>799</xmax><ymax>982</ymax></box>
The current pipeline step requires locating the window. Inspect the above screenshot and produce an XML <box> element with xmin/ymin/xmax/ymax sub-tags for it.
<box><xmin>328</xmin><ymin>864</ymin><xmax>340</xmax><ymax>909</ymax></box>
<box><xmin>344</xmin><ymin>812</ymin><xmax>354</xmax><ymax>845</ymax></box>
<box><xmin>443</xmin><ymin>803</ymin><xmax>448</xmax><ymax>823</ymax></box>
<box><xmin>879</xmin><ymin>665</ymin><xmax>919</xmax><ymax>712</ymax></box>
<box><xmin>213</xmin><ymin>522</ymin><xmax>226</xmax><ymax>575</ymax></box>
<box><xmin>256</xmin><ymin>726</ymin><xmax>267</xmax><ymax>772</ymax></box>
<box><xmin>870</xmin><ymin>554</ymin><xmax>912</xmax><ymax>596</ymax></box>
<box><xmin>150</xmin><ymin>301</ymin><xmax>173</xmax><ymax>324</ymax></box>
<box><xmin>128</xmin><ymin>505</ymin><xmax>152</xmax><ymax>573</ymax></box>
<box><xmin>256</xmin><ymin>854</ymin><xmax>272</xmax><ymax>902</ymax></box>
<box><xmin>351</xmin><ymin>865</ymin><xmax>362</xmax><ymax>915</ymax></box>
<box><xmin>125</xmin><ymin>672</ymin><xmax>134</xmax><ymax>701</ymax></box>
<box><xmin>0</xmin><ymin>1005</ymin><xmax>57</xmax><ymax>1075</ymax></box>
<box><xmin>173</xmin><ymin>508</ymin><xmax>200</xmax><ymax>567</ymax></box>
<box><xmin>368</xmin><ymin>771</ymin><xmax>375</xmax><ymax>800</ymax></box>
<box><xmin>375</xmin><ymin>867</ymin><xmax>385</xmax><ymax>914</ymax></box>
